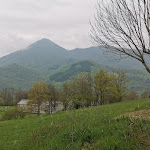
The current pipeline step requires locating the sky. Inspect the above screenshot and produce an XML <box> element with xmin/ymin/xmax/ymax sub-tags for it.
<box><xmin>0</xmin><ymin>0</ymin><xmax>96</xmax><ymax>57</ymax></box>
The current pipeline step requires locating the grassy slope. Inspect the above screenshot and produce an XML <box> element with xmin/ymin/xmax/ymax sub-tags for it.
<box><xmin>0</xmin><ymin>106</ymin><xmax>15</xmax><ymax>119</ymax></box>
<box><xmin>0</xmin><ymin>99</ymin><xmax>150</xmax><ymax>150</ymax></box>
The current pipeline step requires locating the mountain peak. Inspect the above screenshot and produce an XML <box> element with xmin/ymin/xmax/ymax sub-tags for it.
<box><xmin>29</xmin><ymin>38</ymin><xmax>57</xmax><ymax>48</ymax></box>
<box><xmin>38</xmin><ymin>38</ymin><xmax>54</xmax><ymax>43</ymax></box>
<box><xmin>40</xmin><ymin>38</ymin><xmax>50</xmax><ymax>41</ymax></box>
<box><xmin>23</xmin><ymin>38</ymin><xmax>68</xmax><ymax>55</ymax></box>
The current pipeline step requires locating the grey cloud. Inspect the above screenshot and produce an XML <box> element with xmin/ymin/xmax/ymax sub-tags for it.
<box><xmin>0</xmin><ymin>0</ymin><xmax>96</xmax><ymax>57</ymax></box>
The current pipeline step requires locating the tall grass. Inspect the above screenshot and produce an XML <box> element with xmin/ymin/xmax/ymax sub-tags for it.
<box><xmin>0</xmin><ymin>99</ymin><xmax>149</xmax><ymax>150</ymax></box>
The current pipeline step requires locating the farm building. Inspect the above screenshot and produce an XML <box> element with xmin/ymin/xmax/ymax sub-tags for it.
<box><xmin>17</xmin><ymin>99</ymin><xmax>64</xmax><ymax>114</ymax></box>
<box><xmin>17</xmin><ymin>99</ymin><xmax>28</xmax><ymax>109</ymax></box>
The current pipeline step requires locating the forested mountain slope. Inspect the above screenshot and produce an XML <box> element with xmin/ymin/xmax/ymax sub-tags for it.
<box><xmin>0</xmin><ymin>63</ymin><xmax>43</xmax><ymax>90</ymax></box>
<box><xmin>0</xmin><ymin>38</ymin><xmax>149</xmax><ymax>91</ymax></box>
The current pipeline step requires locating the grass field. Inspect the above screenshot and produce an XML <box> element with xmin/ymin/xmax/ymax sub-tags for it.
<box><xmin>0</xmin><ymin>106</ymin><xmax>15</xmax><ymax>119</ymax></box>
<box><xmin>0</xmin><ymin>99</ymin><xmax>150</xmax><ymax>150</ymax></box>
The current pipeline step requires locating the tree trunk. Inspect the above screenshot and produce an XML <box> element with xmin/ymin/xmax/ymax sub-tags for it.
<box><xmin>48</xmin><ymin>101</ymin><xmax>51</xmax><ymax>114</ymax></box>
<box><xmin>38</xmin><ymin>103</ymin><xmax>40</xmax><ymax>116</ymax></box>
<box><xmin>50</xmin><ymin>101</ymin><xmax>53</xmax><ymax>114</ymax></box>
<box><xmin>54</xmin><ymin>100</ymin><xmax>56</xmax><ymax>111</ymax></box>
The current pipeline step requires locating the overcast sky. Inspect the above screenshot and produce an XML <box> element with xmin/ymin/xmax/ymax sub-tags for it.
<box><xmin>0</xmin><ymin>0</ymin><xmax>96</xmax><ymax>57</ymax></box>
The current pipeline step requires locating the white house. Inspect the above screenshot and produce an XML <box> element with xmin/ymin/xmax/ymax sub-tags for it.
<box><xmin>17</xmin><ymin>99</ymin><xmax>64</xmax><ymax>114</ymax></box>
<box><xmin>17</xmin><ymin>99</ymin><xmax>28</xmax><ymax>109</ymax></box>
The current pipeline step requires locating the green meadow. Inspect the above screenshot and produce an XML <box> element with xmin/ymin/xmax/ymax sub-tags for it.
<box><xmin>0</xmin><ymin>99</ymin><xmax>150</xmax><ymax>150</ymax></box>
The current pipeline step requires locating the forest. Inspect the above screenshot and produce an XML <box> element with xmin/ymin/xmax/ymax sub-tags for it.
<box><xmin>0</xmin><ymin>69</ymin><xmax>149</xmax><ymax>111</ymax></box>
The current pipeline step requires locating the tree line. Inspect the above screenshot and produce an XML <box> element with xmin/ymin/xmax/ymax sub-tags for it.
<box><xmin>0</xmin><ymin>88</ymin><xmax>28</xmax><ymax>106</ymax></box>
<box><xmin>27</xmin><ymin>69</ymin><xmax>149</xmax><ymax>115</ymax></box>
<box><xmin>0</xmin><ymin>69</ymin><xmax>149</xmax><ymax>111</ymax></box>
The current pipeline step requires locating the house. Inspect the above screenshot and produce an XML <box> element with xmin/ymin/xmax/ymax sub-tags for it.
<box><xmin>17</xmin><ymin>99</ymin><xmax>64</xmax><ymax>114</ymax></box>
<box><xmin>17</xmin><ymin>99</ymin><xmax>28</xmax><ymax>109</ymax></box>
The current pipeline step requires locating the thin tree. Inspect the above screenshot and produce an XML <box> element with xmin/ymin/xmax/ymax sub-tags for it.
<box><xmin>91</xmin><ymin>0</ymin><xmax>150</xmax><ymax>73</ymax></box>
<box><xmin>28</xmin><ymin>81</ymin><xmax>49</xmax><ymax>116</ymax></box>
<box><xmin>15</xmin><ymin>89</ymin><xmax>28</xmax><ymax>103</ymax></box>
<box><xmin>0</xmin><ymin>88</ymin><xmax>14</xmax><ymax>106</ymax></box>
<box><xmin>61</xmin><ymin>82</ymin><xmax>73</xmax><ymax>110</ymax></box>
<box><xmin>112</xmin><ymin>69</ymin><xmax>128</xmax><ymax>101</ymax></box>
<box><xmin>94</xmin><ymin>70</ymin><xmax>110</xmax><ymax>105</ymax></box>
<box><xmin>47</xmin><ymin>84</ymin><xmax>57</xmax><ymax>114</ymax></box>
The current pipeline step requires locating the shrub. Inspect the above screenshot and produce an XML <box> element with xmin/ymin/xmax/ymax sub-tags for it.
<box><xmin>126</xmin><ymin>91</ymin><xmax>139</xmax><ymax>100</ymax></box>
<box><xmin>140</xmin><ymin>91</ymin><xmax>149</xmax><ymax>99</ymax></box>
<box><xmin>1</xmin><ymin>107</ymin><xmax>25</xmax><ymax>120</ymax></box>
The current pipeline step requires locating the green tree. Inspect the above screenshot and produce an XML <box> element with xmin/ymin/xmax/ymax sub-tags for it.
<box><xmin>94</xmin><ymin>70</ymin><xmax>111</xmax><ymax>105</ymax></box>
<box><xmin>0</xmin><ymin>88</ymin><xmax>14</xmax><ymax>106</ymax></box>
<box><xmin>71</xmin><ymin>73</ymin><xmax>94</xmax><ymax>108</ymax></box>
<box><xmin>61</xmin><ymin>73</ymin><xmax>94</xmax><ymax>109</ymax></box>
<box><xmin>111</xmin><ymin>69</ymin><xmax>128</xmax><ymax>102</ymax></box>
<box><xmin>61</xmin><ymin>81</ymin><xmax>74</xmax><ymax>110</ymax></box>
<box><xmin>15</xmin><ymin>89</ymin><xmax>28</xmax><ymax>103</ymax></box>
<box><xmin>47</xmin><ymin>84</ymin><xmax>58</xmax><ymax>114</ymax></box>
<box><xmin>28</xmin><ymin>81</ymin><xmax>49</xmax><ymax>116</ymax></box>
<box><xmin>94</xmin><ymin>69</ymin><xmax>128</xmax><ymax>104</ymax></box>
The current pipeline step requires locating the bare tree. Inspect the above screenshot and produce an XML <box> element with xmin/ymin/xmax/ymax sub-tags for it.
<box><xmin>91</xmin><ymin>0</ymin><xmax>150</xmax><ymax>73</ymax></box>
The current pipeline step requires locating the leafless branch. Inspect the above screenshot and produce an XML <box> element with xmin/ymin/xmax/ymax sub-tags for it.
<box><xmin>90</xmin><ymin>0</ymin><xmax>150</xmax><ymax>73</ymax></box>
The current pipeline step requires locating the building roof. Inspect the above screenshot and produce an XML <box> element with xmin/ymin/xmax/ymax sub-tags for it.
<box><xmin>17</xmin><ymin>99</ymin><xmax>29</xmax><ymax>105</ymax></box>
<box><xmin>17</xmin><ymin>99</ymin><xmax>63</xmax><ymax>105</ymax></box>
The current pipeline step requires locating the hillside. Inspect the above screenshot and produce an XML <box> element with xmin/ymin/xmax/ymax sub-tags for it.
<box><xmin>0</xmin><ymin>59</ymin><xmax>149</xmax><ymax>92</ymax></box>
<box><xmin>0</xmin><ymin>60</ymin><xmax>148</xmax><ymax>91</ymax></box>
<box><xmin>69</xmin><ymin>46</ymin><xmax>145</xmax><ymax>70</ymax></box>
<box><xmin>0</xmin><ymin>64</ymin><xmax>43</xmax><ymax>90</ymax></box>
<box><xmin>0</xmin><ymin>38</ymin><xmax>149</xmax><ymax>91</ymax></box>
<box><xmin>0</xmin><ymin>39</ymin><xmax>73</xmax><ymax>72</ymax></box>
<box><xmin>0</xmin><ymin>38</ymin><xmax>146</xmax><ymax>72</ymax></box>
<box><xmin>48</xmin><ymin>60</ymin><xmax>150</xmax><ymax>92</ymax></box>
<box><xmin>48</xmin><ymin>60</ymin><xmax>106</xmax><ymax>82</ymax></box>
<box><xmin>0</xmin><ymin>99</ymin><xmax>149</xmax><ymax>149</ymax></box>
<box><xmin>126</xmin><ymin>69</ymin><xmax>150</xmax><ymax>92</ymax></box>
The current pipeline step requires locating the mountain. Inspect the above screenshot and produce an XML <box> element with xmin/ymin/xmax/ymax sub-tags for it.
<box><xmin>48</xmin><ymin>60</ymin><xmax>106</xmax><ymax>82</ymax></box>
<box><xmin>0</xmin><ymin>38</ymin><xmax>149</xmax><ymax>91</ymax></box>
<box><xmin>0</xmin><ymin>38</ymin><xmax>73</xmax><ymax>72</ymax></box>
<box><xmin>0</xmin><ymin>38</ymin><xmax>146</xmax><ymax>72</ymax></box>
<box><xmin>125</xmin><ymin>69</ymin><xmax>150</xmax><ymax>92</ymax></box>
<box><xmin>0</xmin><ymin>63</ymin><xmax>43</xmax><ymax>90</ymax></box>
<box><xmin>48</xmin><ymin>60</ymin><xmax>150</xmax><ymax>92</ymax></box>
<box><xmin>69</xmin><ymin>46</ymin><xmax>145</xmax><ymax>70</ymax></box>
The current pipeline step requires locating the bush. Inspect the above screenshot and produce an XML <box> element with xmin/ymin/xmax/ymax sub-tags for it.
<box><xmin>1</xmin><ymin>107</ymin><xmax>25</xmax><ymax>120</ymax></box>
<box><xmin>140</xmin><ymin>91</ymin><xmax>149</xmax><ymax>99</ymax></box>
<box><xmin>126</xmin><ymin>91</ymin><xmax>139</xmax><ymax>100</ymax></box>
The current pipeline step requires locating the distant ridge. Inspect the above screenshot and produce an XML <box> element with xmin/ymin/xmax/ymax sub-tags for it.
<box><xmin>0</xmin><ymin>38</ymin><xmax>149</xmax><ymax>91</ymax></box>
<box><xmin>0</xmin><ymin>63</ymin><xmax>43</xmax><ymax>90</ymax></box>
<box><xmin>49</xmin><ymin>60</ymin><xmax>103</xmax><ymax>82</ymax></box>
<box><xmin>0</xmin><ymin>38</ymin><xmax>145</xmax><ymax>71</ymax></box>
